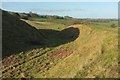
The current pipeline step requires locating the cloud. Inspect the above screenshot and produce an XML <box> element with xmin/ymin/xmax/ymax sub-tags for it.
<box><xmin>29</xmin><ymin>8</ymin><xmax>84</xmax><ymax>13</ymax></box>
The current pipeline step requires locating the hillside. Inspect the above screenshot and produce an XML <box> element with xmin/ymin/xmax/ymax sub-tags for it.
<box><xmin>2</xmin><ymin>11</ymin><xmax>118</xmax><ymax>78</ymax></box>
<box><xmin>25</xmin><ymin>20</ymin><xmax>118</xmax><ymax>78</ymax></box>
<box><xmin>2</xmin><ymin>10</ymin><xmax>47</xmax><ymax>57</ymax></box>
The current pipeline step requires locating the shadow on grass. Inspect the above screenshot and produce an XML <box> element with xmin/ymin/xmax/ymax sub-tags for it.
<box><xmin>38</xmin><ymin>27</ymin><xmax>80</xmax><ymax>47</ymax></box>
<box><xmin>3</xmin><ymin>27</ymin><xmax>79</xmax><ymax>58</ymax></box>
<box><xmin>2</xmin><ymin>10</ymin><xmax>80</xmax><ymax>58</ymax></box>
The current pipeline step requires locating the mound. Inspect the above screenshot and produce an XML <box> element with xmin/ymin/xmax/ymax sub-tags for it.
<box><xmin>2</xmin><ymin>10</ymin><xmax>47</xmax><ymax>57</ymax></box>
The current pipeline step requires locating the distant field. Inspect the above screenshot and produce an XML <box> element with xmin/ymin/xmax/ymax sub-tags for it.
<box><xmin>25</xmin><ymin>20</ymin><xmax>66</xmax><ymax>30</ymax></box>
<box><xmin>89</xmin><ymin>21</ymin><xmax>118</xmax><ymax>28</ymax></box>
<box><xmin>28</xmin><ymin>17</ymin><xmax>74</xmax><ymax>25</ymax></box>
<box><xmin>29</xmin><ymin>18</ymin><xmax>81</xmax><ymax>26</ymax></box>
<box><xmin>29</xmin><ymin>17</ymin><xmax>118</xmax><ymax>28</ymax></box>
<box><xmin>2</xmin><ymin>16</ymin><xmax>118</xmax><ymax>78</ymax></box>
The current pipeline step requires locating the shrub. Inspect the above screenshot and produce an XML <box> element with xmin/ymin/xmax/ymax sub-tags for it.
<box><xmin>111</xmin><ymin>24</ymin><xmax>116</xmax><ymax>28</ymax></box>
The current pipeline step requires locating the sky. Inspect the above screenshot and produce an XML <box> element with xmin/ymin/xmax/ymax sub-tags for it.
<box><xmin>1</xmin><ymin>2</ymin><xmax>118</xmax><ymax>19</ymax></box>
<box><xmin>1</xmin><ymin>0</ymin><xmax>119</xmax><ymax>2</ymax></box>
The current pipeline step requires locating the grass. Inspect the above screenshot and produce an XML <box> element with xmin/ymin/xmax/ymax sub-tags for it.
<box><xmin>2</xmin><ymin>14</ymin><xmax>119</xmax><ymax>78</ymax></box>
<box><xmin>28</xmin><ymin>17</ymin><xmax>80</xmax><ymax>26</ymax></box>
<box><xmin>88</xmin><ymin>21</ymin><xmax>118</xmax><ymax>29</ymax></box>
<box><xmin>24</xmin><ymin>20</ymin><xmax>66</xmax><ymax>30</ymax></box>
<box><xmin>35</xmin><ymin>24</ymin><xmax>118</xmax><ymax>78</ymax></box>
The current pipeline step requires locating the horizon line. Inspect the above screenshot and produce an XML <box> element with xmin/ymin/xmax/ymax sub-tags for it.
<box><xmin>2</xmin><ymin>9</ymin><xmax>118</xmax><ymax>20</ymax></box>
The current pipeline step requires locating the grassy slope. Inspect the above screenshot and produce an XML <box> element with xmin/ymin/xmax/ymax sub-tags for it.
<box><xmin>34</xmin><ymin>24</ymin><xmax>118</xmax><ymax>78</ymax></box>
<box><xmin>2</xmin><ymin>11</ymin><xmax>47</xmax><ymax>57</ymax></box>
<box><xmin>2</xmin><ymin>17</ymin><xmax>118</xmax><ymax>78</ymax></box>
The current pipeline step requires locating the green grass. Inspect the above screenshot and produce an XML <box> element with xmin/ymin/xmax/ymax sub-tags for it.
<box><xmin>29</xmin><ymin>17</ymin><xmax>48</xmax><ymax>21</ymax></box>
<box><xmin>89</xmin><ymin>21</ymin><xmax>118</xmax><ymax>28</ymax></box>
<box><xmin>28</xmin><ymin>17</ymin><xmax>79</xmax><ymax>26</ymax></box>
<box><xmin>25</xmin><ymin>20</ymin><xmax>66</xmax><ymax>30</ymax></box>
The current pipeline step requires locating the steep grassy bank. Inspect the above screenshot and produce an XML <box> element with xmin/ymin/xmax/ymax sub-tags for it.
<box><xmin>34</xmin><ymin>25</ymin><xmax>118</xmax><ymax>78</ymax></box>
<box><xmin>2</xmin><ymin>10</ymin><xmax>47</xmax><ymax>57</ymax></box>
